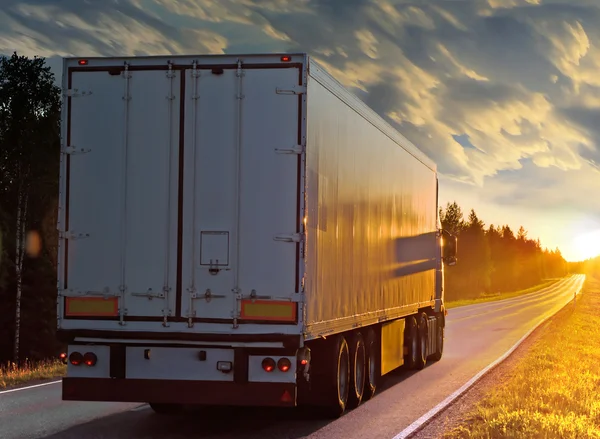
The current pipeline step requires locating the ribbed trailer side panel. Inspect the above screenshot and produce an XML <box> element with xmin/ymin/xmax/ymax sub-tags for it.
<box><xmin>303</xmin><ymin>61</ymin><xmax>439</xmax><ymax>338</ymax></box>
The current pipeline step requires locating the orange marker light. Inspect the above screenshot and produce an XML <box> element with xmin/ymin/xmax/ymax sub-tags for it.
<box><xmin>78</xmin><ymin>59</ymin><xmax>88</xmax><ymax>66</ymax></box>
<box><xmin>281</xmin><ymin>55</ymin><xmax>292</xmax><ymax>62</ymax></box>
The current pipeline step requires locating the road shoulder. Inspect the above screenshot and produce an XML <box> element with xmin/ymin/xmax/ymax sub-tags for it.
<box><xmin>411</xmin><ymin>296</ymin><xmax>573</xmax><ymax>439</ymax></box>
<box><xmin>0</xmin><ymin>377</ymin><xmax>62</xmax><ymax>393</ymax></box>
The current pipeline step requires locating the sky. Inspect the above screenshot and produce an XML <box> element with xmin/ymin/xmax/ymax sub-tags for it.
<box><xmin>1</xmin><ymin>0</ymin><xmax>600</xmax><ymax>261</ymax></box>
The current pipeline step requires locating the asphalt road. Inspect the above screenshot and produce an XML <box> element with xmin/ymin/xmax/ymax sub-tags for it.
<box><xmin>0</xmin><ymin>274</ymin><xmax>585</xmax><ymax>439</ymax></box>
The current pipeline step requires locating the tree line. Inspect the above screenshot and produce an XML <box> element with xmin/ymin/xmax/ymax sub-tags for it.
<box><xmin>440</xmin><ymin>202</ymin><xmax>571</xmax><ymax>301</ymax></box>
<box><xmin>0</xmin><ymin>53</ymin><xmax>61</xmax><ymax>364</ymax></box>
<box><xmin>567</xmin><ymin>256</ymin><xmax>600</xmax><ymax>276</ymax></box>
<box><xmin>0</xmin><ymin>53</ymin><xmax>589</xmax><ymax>364</ymax></box>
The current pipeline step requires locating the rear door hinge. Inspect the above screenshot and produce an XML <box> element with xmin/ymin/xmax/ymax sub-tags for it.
<box><xmin>274</xmin><ymin>233</ymin><xmax>302</xmax><ymax>243</ymax></box>
<box><xmin>275</xmin><ymin>145</ymin><xmax>304</xmax><ymax>154</ymax></box>
<box><xmin>61</xmin><ymin>145</ymin><xmax>91</xmax><ymax>155</ymax></box>
<box><xmin>63</xmin><ymin>89</ymin><xmax>93</xmax><ymax>98</ymax></box>
<box><xmin>59</xmin><ymin>230</ymin><xmax>90</xmax><ymax>240</ymax></box>
<box><xmin>276</xmin><ymin>85</ymin><xmax>306</xmax><ymax>95</ymax></box>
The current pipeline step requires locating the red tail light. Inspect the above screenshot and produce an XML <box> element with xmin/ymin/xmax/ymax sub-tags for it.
<box><xmin>262</xmin><ymin>357</ymin><xmax>276</xmax><ymax>372</ymax></box>
<box><xmin>83</xmin><ymin>352</ymin><xmax>97</xmax><ymax>366</ymax></box>
<box><xmin>69</xmin><ymin>352</ymin><xmax>83</xmax><ymax>366</ymax></box>
<box><xmin>278</xmin><ymin>357</ymin><xmax>291</xmax><ymax>372</ymax></box>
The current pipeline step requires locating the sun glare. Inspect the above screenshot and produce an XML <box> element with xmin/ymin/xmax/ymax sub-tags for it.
<box><xmin>573</xmin><ymin>229</ymin><xmax>600</xmax><ymax>261</ymax></box>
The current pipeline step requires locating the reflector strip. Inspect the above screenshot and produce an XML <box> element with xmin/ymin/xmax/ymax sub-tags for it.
<box><xmin>240</xmin><ymin>300</ymin><xmax>297</xmax><ymax>322</ymax></box>
<box><xmin>65</xmin><ymin>297</ymin><xmax>119</xmax><ymax>317</ymax></box>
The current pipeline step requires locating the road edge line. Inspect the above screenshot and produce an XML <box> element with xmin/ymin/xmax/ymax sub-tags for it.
<box><xmin>0</xmin><ymin>379</ymin><xmax>62</xmax><ymax>395</ymax></box>
<box><xmin>391</xmin><ymin>275</ymin><xmax>585</xmax><ymax>439</ymax></box>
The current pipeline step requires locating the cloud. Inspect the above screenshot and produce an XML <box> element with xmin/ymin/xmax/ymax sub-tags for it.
<box><xmin>355</xmin><ymin>29</ymin><xmax>379</xmax><ymax>59</ymax></box>
<box><xmin>487</xmin><ymin>0</ymin><xmax>541</xmax><ymax>8</ymax></box>
<box><xmin>2</xmin><ymin>0</ymin><xmax>600</xmax><ymax>256</ymax></box>
<box><xmin>261</xmin><ymin>23</ymin><xmax>291</xmax><ymax>42</ymax></box>
<box><xmin>145</xmin><ymin>0</ymin><xmax>253</xmax><ymax>25</ymax></box>
<box><xmin>559</xmin><ymin>106</ymin><xmax>600</xmax><ymax>168</ymax></box>
<box><xmin>0</xmin><ymin>0</ymin><xmax>229</xmax><ymax>58</ymax></box>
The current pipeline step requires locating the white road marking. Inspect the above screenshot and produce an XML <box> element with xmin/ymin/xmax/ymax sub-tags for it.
<box><xmin>0</xmin><ymin>379</ymin><xmax>62</xmax><ymax>395</ymax></box>
<box><xmin>391</xmin><ymin>275</ymin><xmax>585</xmax><ymax>439</ymax></box>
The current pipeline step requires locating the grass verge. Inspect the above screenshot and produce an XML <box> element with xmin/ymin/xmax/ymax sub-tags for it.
<box><xmin>444</xmin><ymin>274</ymin><xmax>600</xmax><ymax>439</ymax></box>
<box><xmin>0</xmin><ymin>359</ymin><xmax>66</xmax><ymax>390</ymax></box>
<box><xmin>445</xmin><ymin>279</ymin><xmax>562</xmax><ymax>310</ymax></box>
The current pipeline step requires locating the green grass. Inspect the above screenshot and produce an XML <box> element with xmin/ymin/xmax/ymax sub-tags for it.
<box><xmin>445</xmin><ymin>279</ymin><xmax>562</xmax><ymax>310</ymax></box>
<box><xmin>444</xmin><ymin>274</ymin><xmax>600</xmax><ymax>439</ymax></box>
<box><xmin>0</xmin><ymin>359</ymin><xmax>66</xmax><ymax>389</ymax></box>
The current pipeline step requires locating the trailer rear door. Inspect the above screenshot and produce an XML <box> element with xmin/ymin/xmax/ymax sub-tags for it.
<box><xmin>62</xmin><ymin>64</ymin><xmax>181</xmax><ymax>321</ymax></box>
<box><xmin>180</xmin><ymin>62</ymin><xmax>303</xmax><ymax>324</ymax></box>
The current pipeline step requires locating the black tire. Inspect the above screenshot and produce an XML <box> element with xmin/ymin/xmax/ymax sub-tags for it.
<box><xmin>404</xmin><ymin>316</ymin><xmax>419</xmax><ymax>370</ymax></box>
<box><xmin>149</xmin><ymin>403</ymin><xmax>184</xmax><ymax>415</ymax></box>
<box><xmin>416</xmin><ymin>312</ymin><xmax>428</xmax><ymax>370</ymax></box>
<box><xmin>430</xmin><ymin>315</ymin><xmax>444</xmax><ymax>362</ymax></box>
<box><xmin>312</xmin><ymin>335</ymin><xmax>350</xmax><ymax>418</ymax></box>
<box><xmin>362</xmin><ymin>328</ymin><xmax>379</xmax><ymax>401</ymax></box>
<box><xmin>347</xmin><ymin>332</ymin><xmax>366</xmax><ymax>409</ymax></box>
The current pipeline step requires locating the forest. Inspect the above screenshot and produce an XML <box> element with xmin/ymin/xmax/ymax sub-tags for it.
<box><xmin>0</xmin><ymin>53</ymin><xmax>580</xmax><ymax>364</ymax></box>
<box><xmin>439</xmin><ymin>202</ymin><xmax>570</xmax><ymax>301</ymax></box>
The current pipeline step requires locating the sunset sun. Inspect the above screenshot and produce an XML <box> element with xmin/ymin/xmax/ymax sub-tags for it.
<box><xmin>573</xmin><ymin>230</ymin><xmax>600</xmax><ymax>261</ymax></box>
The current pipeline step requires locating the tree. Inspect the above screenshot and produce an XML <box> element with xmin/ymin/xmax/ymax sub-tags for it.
<box><xmin>440</xmin><ymin>201</ymin><xmax>464</xmax><ymax>235</ymax></box>
<box><xmin>0</xmin><ymin>52</ymin><xmax>61</xmax><ymax>363</ymax></box>
<box><xmin>462</xmin><ymin>209</ymin><xmax>492</xmax><ymax>294</ymax></box>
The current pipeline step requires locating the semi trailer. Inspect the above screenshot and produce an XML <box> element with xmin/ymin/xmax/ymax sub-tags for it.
<box><xmin>56</xmin><ymin>52</ymin><xmax>457</xmax><ymax>417</ymax></box>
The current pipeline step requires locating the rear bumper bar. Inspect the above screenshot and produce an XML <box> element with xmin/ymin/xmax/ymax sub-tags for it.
<box><xmin>56</xmin><ymin>329</ymin><xmax>301</xmax><ymax>349</ymax></box>
<box><xmin>62</xmin><ymin>378</ymin><xmax>296</xmax><ymax>407</ymax></box>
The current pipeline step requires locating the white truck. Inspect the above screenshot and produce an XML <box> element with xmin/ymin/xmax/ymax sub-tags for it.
<box><xmin>57</xmin><ymin>52</ymin><xmax>457</xmax><ymax>417</ymax></box>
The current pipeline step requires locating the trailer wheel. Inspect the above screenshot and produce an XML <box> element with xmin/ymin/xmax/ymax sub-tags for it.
<box><xmin>363</xmin><ymin>328</ymin><xmax>379</xmax><ymax>401</ymax></box>
<box><xmin>430</xmin><ymin>316</ymin><xmax>444</xmax><ymax>361</ymax></box>
<box><xmin>416</xmin><ymin>312</ymin><xmax>428</xmax><ymax>370</ymax></box>
<box><xmin>149</xmin><ymin>403</ymin><xmax>184</xmax><ymax>415</ymax></box>
<box><xmin>312</xmin><ymin>335</ymin><xmax>350</xmax><ymax>418</ymax></box>
<box><xmin>404</xmin><ymin>316</ymin><xmax>419</xmax><ymax>370</ymax></box>
<box><xmin>347</xmin><ymin>332</ymin><xmax>366</xmax><ymax>409</ymax></box>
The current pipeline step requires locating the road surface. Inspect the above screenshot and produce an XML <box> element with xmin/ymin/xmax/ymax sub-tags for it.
<box><xmin>0</xmin><ymin>274</ymin><xmax>585</xmax><ymax>439</ymax></box>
